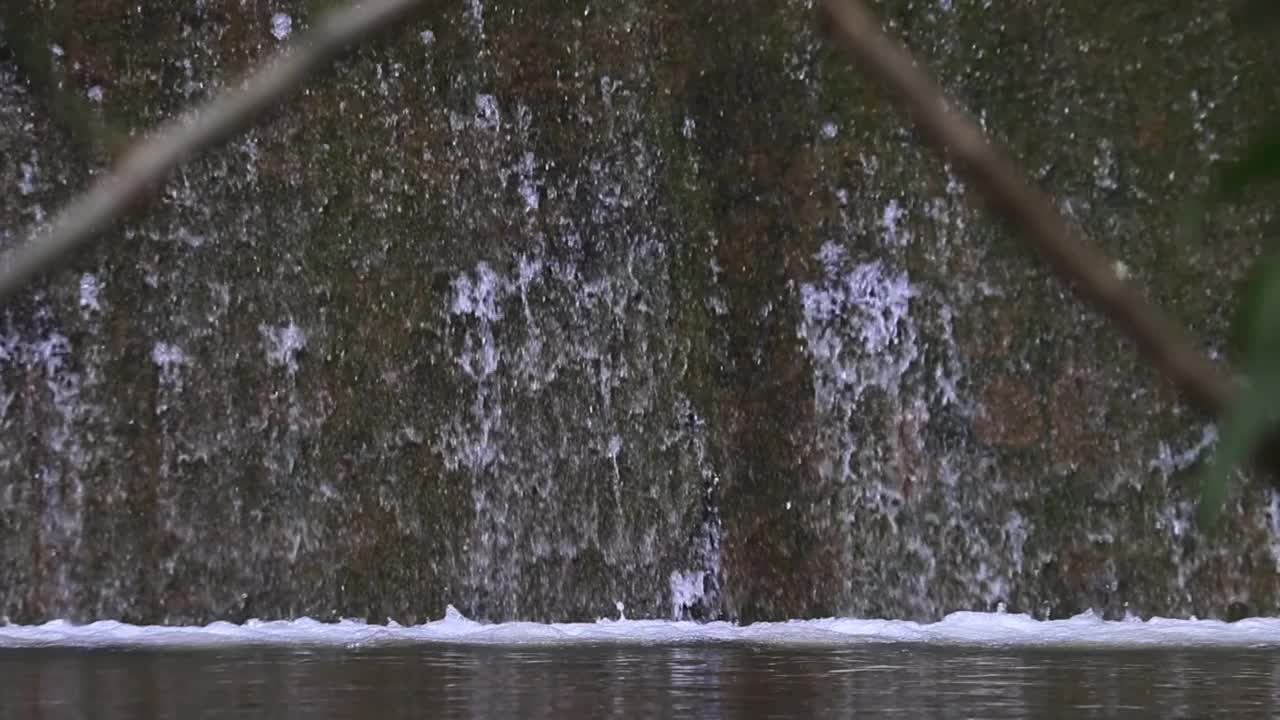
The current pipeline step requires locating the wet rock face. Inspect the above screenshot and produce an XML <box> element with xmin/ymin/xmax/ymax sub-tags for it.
<box><xmin>1</xmin><ymin>0</ymin><xmax>1279</xmax><ymax>625</ymax></box>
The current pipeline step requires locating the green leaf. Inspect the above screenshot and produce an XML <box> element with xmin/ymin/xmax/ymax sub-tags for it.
<box><xmin>1229</xmin><ymin>249</ymin><xmax>1280</xmax><ymax>362</ymax></box>
<box><xmin>1215</xmin><ymin>126</ymin><xmax>1280</xmax><ymax>201</ymax></box>
<box><xmin>1180</xmin><ymin>125</ymin><xmax>1280</xmax><ymax>246</ymax></box>
<box><xmin>1197</xmin><ymin>253</ymin><xmax>1280</xmax><ymax>527</ymax></box>
<box><xmin>1196</xmin><ymin>388</ymin><xmax>1275</xmax><ymax>528</ymax></box>
<box><xmin>1232</xmin><ymin>0</ymin><xmax>1280</xmax><ymax>29</ymax></box>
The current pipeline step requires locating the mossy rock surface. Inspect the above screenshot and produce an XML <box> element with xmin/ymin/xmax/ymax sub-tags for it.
<box><xmin>0</xmin><ymin>1</ymin><xmax>1277</xmax><ymax>624</ymax></box>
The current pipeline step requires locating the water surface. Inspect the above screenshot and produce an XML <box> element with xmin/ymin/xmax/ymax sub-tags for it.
<box><xmin>5</xmin><ymin>644</ymin><xmax>1280</xmax><ymax>718</ymax></box>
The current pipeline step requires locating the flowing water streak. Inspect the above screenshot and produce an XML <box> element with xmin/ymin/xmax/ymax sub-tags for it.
<box><xmin>435</xmin><ymin>52</ymin><xmax>717</xmax><ymax>617</ymax></box>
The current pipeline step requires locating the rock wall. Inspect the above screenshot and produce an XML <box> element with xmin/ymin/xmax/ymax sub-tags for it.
<box><xmin>1</xmin><ymin>0</ymin><xmax>1278</xmax><ymax>624</ymax></box>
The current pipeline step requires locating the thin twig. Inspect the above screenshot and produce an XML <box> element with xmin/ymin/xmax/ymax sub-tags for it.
<box><xmin>819</xmin><ymin>0</ymin><xmax>1235</xmax><ymax>419</ymax></box>
<box><xmin>0</xmin><ymin>0</ymin><xmax>424</xmax><ymax>304</ymax></box>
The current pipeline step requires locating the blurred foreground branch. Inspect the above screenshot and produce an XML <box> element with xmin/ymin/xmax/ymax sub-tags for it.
<box><xmin>0</xmin><ymin>0</ymin><xmax>424</xmax><ymax>304</ymax></box>
<box><xmin>818</xmin><ymin>0</ymin><xmax>1235</xmax><ymax>421</ymax></box>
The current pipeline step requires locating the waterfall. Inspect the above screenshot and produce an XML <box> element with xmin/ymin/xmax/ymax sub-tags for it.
<box><xmin>1</xmin><ymin>0</ymin><xmax>1277</xmax><ymax>624</ymax></box>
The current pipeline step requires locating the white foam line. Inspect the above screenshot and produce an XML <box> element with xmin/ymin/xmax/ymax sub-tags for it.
<box><xmin>3</xmin><ymin>606</ymin><xmax>1280</xmax><ymax>650</ymax></box>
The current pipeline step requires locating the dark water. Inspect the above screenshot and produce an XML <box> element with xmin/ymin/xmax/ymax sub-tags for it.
<box><xmin>3</xmin><ymin>645</ymin><xmax>1279</xmax><ymax>718</ymax></box>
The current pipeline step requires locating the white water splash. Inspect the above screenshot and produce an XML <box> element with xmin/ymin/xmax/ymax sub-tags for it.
<box><xmin>6</xmin><ymin>607</ymin><xmax>1280</xmax><ymax>650</ymax></box>
<box><xmin>475</xmin><ymin>94</ymin><xmax>500</xmax><ymax>132</ymax></box>
<box><xmin>151</xmin><ymin>341</ymin><xmax>188</xmax><ymax>415</ymax></box>
<box><xmin>799</xmin><ymin>243</ymin><xmax>917</xmax><ymax>401</ymax></box>
<box><xmin>669</xmin><ymin>570</ymin><xmax>708</xmax><ymax>619</ymax></box>
<box><xmin>516</xmin><ymin>151</ymin><xmax>541</xmax><ymax>212</ymax></box>
<box><xmin>260</xmin><ymin>321</ymin><xmax>307</xmax><ymax>376</ymax></box>
<box><xmin>1150</xmin><ymin>423</ymin><xmax>1217</xmax><ymax>479</ymax></box>
<box><xmin>1190</xmin><ymin>89</ymin><xmax>1220</xmax><ymax>163</ymax></box>
<box><xmin>452</xmin><ymin>94</ymin><xmax>502</xmax><ymax>134</ymax></box>
<box><xmin>449</xmin><ymin>263</ymin><xmax>504</xmax><ymax>381</ymax></box>
<box><xmin>18</xmin><ymin>153</ymin><xmax>38</xmax><ymax>195</ymax></box>
<box><xmin>1093</xmin><ymin>139</ymin><xmax>1118</xmax><ymax>191</ymax></box>
<box><xmin>1270</xmin><ymin>489</ymin><xmax>1280</xmax><ymax>573</ymax></box>
<box><xmin>465</xmin><ymin>0</ymin><xmax>485</xmax><ymax>38</ymax></box>
<box><xmin>150</xmin><ymin>342</ymin><xmax>187</xmax><ymax>369</ymax></box>
<box><xmin>270</xmin><ymin>13</ymin><xmax>292</xmax><ymax>41</ymax></box>
<box><xmin>78</xmin><ymin>273</ymin><xmax>102</xmax><ymax>315</ymax></box>
<box><xmin>880</xmin><ymin>199</ymin><xmax>909</xmax><ymax>247</ymax></box>
<box><xmin>0</xmin><ymin>317</ymin><xmax>96</xmax><ymax>608</ymax></box>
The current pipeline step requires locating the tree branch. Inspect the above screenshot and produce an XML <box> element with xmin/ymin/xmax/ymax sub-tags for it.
<box><xmin>0</xmin><ymin>0</ymin><xmax>424</xmax><ymax>304</ymax></box>
<box><xmin>818</xmin><ymin>0</ymin><xmax>1235</xmax><ymax>419</ymax></box>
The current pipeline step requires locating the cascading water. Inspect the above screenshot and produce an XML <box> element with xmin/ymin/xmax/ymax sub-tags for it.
<box><xmin>2</xmin><ymin>0</ymin><xmax>1280</xmax><ymax>626</ymax></box>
